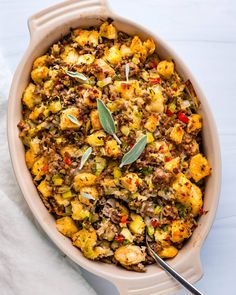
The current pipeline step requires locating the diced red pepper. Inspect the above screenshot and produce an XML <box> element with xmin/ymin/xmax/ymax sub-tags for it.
<box><xmin>173</xmin><ymin>87</ymin><xmax>177</xmax><ymax>92</ymax></box>
<box><xmin>159</xmin><ymin>145</ymin><xmax>164</xmax><ymax>153</ymax></box>
<box><xmin>42</xmin><ymin>163</ymin><xmax>49</xmax><ymax>173</ymax></box>
<box><xmin>151</xmin><ymin>219</ymin><xmax>160</xmax><ymax>228</ymax></box>
<box><xmin>165</xmin><ymin>156</ymin><xmax>172</xmax><ymax>162</ymax></box>
<box><xmin>115</xmin><ymin>235</ymin><xmax>125</xmax><ymax>243</ymax></box>
<box><xmin>121</xmin><ymin>215</ymin><xmax>129</xmax><ymax>224</ymax></box>
<box><xmin>136</xmin><ymin>180</ymin><xmax>141</xmax><ymax>187</ymax></box>
<box><xmin>129</xmin><ymin>143</ymin><xmax>134</xmax><ymax>149</ymax></box>
<box><xmin>178</xmin><ymin>112</ymin><xmax>189</xmax><ymax>124</ymax></box>
<box><xmin>64</xmin><ymin>157</ymin><xmax>72</xmax><ymax>165</ymax></box>
<box><xmin>149</xmin><ymin>77</ymin><xmax>161</xmax><ymax>85</ymax></box>
<box><xmin>166</xmin><ymin>108</ymin><xmax>173</xmax><ymax>116</ymax></box>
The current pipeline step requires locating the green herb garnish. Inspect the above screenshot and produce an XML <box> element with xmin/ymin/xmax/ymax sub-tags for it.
<box><xmin>66</xmin><ymin>114</ymin><xmax>81</xmax><ymax>126</ymax></box>
<box><xmin>120</xmin><ymin>135</ymin><xmax>147</xmax><ymax>168</ymax></box>
<box><xmin>97</xmin><ymin>99</ymin><xmax>121</xmax><ymax>144</ymax></box>
<box><xmin>66</xmin><ymin>70</ymin><xmax>88</xmax><ymax>83</ymax></box>
<box><xmin>79</xmin><ymin>147</ymin><xmax>92</xmax><ymax>170</ymax></box>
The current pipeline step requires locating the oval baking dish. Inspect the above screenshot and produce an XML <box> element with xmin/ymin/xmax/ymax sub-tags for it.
<box><xmin>7</xmin><ymin>0</ymin><xmax>221</xmax><ymax>294</ymax></box>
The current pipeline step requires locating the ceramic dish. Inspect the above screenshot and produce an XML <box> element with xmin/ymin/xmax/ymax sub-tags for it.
<box><xmin>7</xmin><ymin>0</ymin><xmax>221</xmax><ymax>294</ymax></box>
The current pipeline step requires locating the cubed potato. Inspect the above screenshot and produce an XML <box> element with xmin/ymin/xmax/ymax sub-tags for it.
<box><xmin>22</xmin><ymin>83</ymin><xmax>41</xmax><ymax>109</ymax></box>
<box><xmin>82</xmin><ymin>86</ymin><xmax>102</xmax><ymax>108</ymax></box>
<box><xmin>60</xmin><ymin>107</ymin><xmax>82</xmax><ymax>130</ymax></box>
<box><xmin>172</xmin><ymin>173</ymin><xmax>203</xmax><ymax>216</ymax></box>
<box><xmin>31</xmin><ymin>66</ymin><xmax>49</xmax><ymax>84</ymax></box>
<box><xmin>71</xmin><ymin>198</ymin><xmax>90</xmax><ymax>220</ymax></box>
<box><xmin>165</xmin><ymin>157</ymin><xmax>180</xmax><ymax>173</ymax></box>
<box><xmin>120</xmin><ymin>173</ymin><xmax>142</xmax><ymax>192</ymax></box>
<box><xmin>104</xmin><ymin>45</ymin><xmax>122</xmax><ymax>65</ymax></box>
<box><xmin>114</xmin><ymin>245</ymin><xmax>146</xmax><ymax>266</ymax></box>
<box><xmin>170</xmin><ymin>124</ymin><xmax>184</xmax><ymax>144</ymax></box>
<box><xmin>129</xmin><ymin>214</ymin><xmax>145</xmax><ymax>235</ymax></box>
<box><xmin>105</xmin><ymin>139</ymin><xmax>121</xmax><ymax>158</ymax></box>
<box><xmin>92</xmin><ymin>58</ymin><xmax>115</xmax><ymax>80</ymax></box>
<box><xmin>113</xmin><ymin>80</ymin><xmax>141</xmax><ymax>100</ymax></box>
<box><xmin>73</xmin><ymin>29</ymin><xmax>99</xmax><ymax>47</ymax></box>
<box><xmin>171</xmin><ymin>220</ymin><xmax>191</xmax><ymax>243</ymax></box>
<box><xmin>157</xmin><ymin>60</ymin><xmax>174</xmax><ymax>79</ymax></box>
<box><xmin>60</xmin><ymin>45</ymin><xmax>80</xmax><ymax>64</ymax></box>
<box><xmin>33</xmin><ymin>55</ymin><xmax>48</xmax><ymax>69</ymax></box>
<box><xmin>158</xmin><ymin>246</ymin><xmax>178</xmax><ymax>259</ymax></box>
<box><xmin>37</xmin><ymin>179</ymin><xmax>52</xmax><ymax>198</ymax></box>
<box><xmin>86</xmin><ymin>130</ymin><xmax>106</xmax><ymax>146</ymax></box>
<box><xmin>72</xmin><ymin>227</ymin><xmax>98</xmax><ymax>259</ymax></box>
<box><xmin>99</xmin><ymin>21</ymin><xmax>117</xmax><ymax>39</ymax></box>
<box><xmin>144</xmin><ymin>114</ymin><xmax>159</xmax><ymax>132</ymax></box>
<box><xmin>74</xmin><ymin>173</ymin><xmax>97</xmax><ymax>190</ymax></box>
<box><xmin>190</xmin><ymin>153</ymin><xmax>211</xmax><ymax>182</ymax></box>
<box><xmin>56</xmin><ymin>217</ymin><xmax>78</xmax><ymax>238</ymax></box>
<box><xmin>90</xmin><ymin>109</ymin><xmax>102</xmax><ymax>130</ymax></box>
<box><xmin>187</xmin><ymin>114</ymin><xmax>202</xmax><ymax>133</ymax></box>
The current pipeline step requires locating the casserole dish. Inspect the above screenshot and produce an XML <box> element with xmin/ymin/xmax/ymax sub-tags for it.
<box><xmin>7</xmin><ymin>0</ymin><xmax>221</xmax><ymax>294</ymax></box>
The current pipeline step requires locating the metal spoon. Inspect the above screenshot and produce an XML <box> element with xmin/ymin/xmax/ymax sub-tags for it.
<box><xmin>146</xmin><ymin>234</ymin><xmax>203</xmax><ymax>295</ymax></box>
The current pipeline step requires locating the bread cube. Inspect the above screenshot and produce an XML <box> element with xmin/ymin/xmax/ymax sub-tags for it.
<box><xmin>190</xmin><ymin>153</ymin><xmax>211</xmax><ymax>182</ymax></box>
<box><xmin>37</xmin><ymin>179</ymin><xmax>52</xmax><ymax>198</ymax></box>
<box><xmin>129</xmin><ymin>214</ymin><xmax>145</xmax><ymax>235</ymax></box>
<box><xmin>120</xmin><ymin>173</ymin><xmax>142</xmax><ymax>192</ymax></box>
<box><xmin>164</xmin><ymin>157</ymin><xmax>180</xmax><ymax>173</ymax></box>
<box><xmin>157</xmin><ymin>60</ymin><xmax>174</xmax><ymax>79</ymax></box>
<box><xmin>73</xmin><ymin>29</ymin><xmax>99</xmax><ymax>47</ymax></box>
<box><xmin>105</xmin><ymin>139</ymin><xmax>121</xmax><ymax>158</ymax></box>
<box><xmin>100</xmin><ymin>21</ymin><xmax>117</xmax><ymax>39</ymax></box>
<box><xmin>86</xmin><ymin>130</ymin><xmax>106</xmax><ymax>147</ymax></box>
<box><xmin>187</xmin><ymin>114</ymin><xmax>202</xmax><ymax>133</ymax></box>
<box><xmin>71</xmin><ymin>198</ymin><xmax>90</xmax><ymax>221</ymax></box>
<box><xmin>90</xmin><ymin>109</ymin><xmax>102</xmax><ymax>130</ymax></box>
<box><xmin>93</xmin><ymin>58</ymin><xmax>115</xmax><ymax>80</ymax></box>
<box><xmin>113</xmin><ymin>80</ymin><xmax>141</xmax><ymax>100</ymax></box>
<box><xmin>56</xmin><ymin>217</ymin><xmax>78</xmax><ymax>238</ymax></box>
<box><xmin>170</xmin><ymin>124</ymin><xmax>184</xmax><ymax>144</ymax></box>
<box><xmin>60</xmin><ymin>107</ymin><xmax>82</xmax><ymax>130</ymax></box>
<box><xmin>60</xmin><ymin>45</ymin><xmax>80</xmax><ymax>64</ymax></box>
<box><xmin>104</xmin><ymin>45</ymin><xmax>122</xmax><ymax>65</ymax></box>
<box><xmin>74</xmin><ymin>173</ymin><xmax>97</xmax><ymax>190</ymax></box>
<box><xmin>22</xmin><ymin>83</ymin><xmax>41</xmax><ymax>109</ymax></box>
<box><xmin>158</xmin><ymin>246</ymin><xmax>178</xmax><ymax>258</ymax></box>
<box><xmin>31</xmin><ymin>66</ymin><xmax>49</xmax><ymax>84</ymax></box>
<box><xmin>171</xmin><ymin>220</ymin><xmax>191</xmax><ymax>243</ymax></box>
<box><xmin>144</xmin><ymin>114</ymin><xmax>159</xmax><ymax>132</ymax></box>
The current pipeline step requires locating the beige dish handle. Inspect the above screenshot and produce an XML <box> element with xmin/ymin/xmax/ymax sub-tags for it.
<box><xmin>113</xmin><ymin>251</ymin><xmax>203</xmax><ymax>295</ymax></box>
<box><xmin>28</xmin><ymin>0</ymin><xmax>111</xmax><ymax>39</ymax></box>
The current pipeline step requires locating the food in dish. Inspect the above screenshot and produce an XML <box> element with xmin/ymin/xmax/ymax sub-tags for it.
<box><xmin>18</xmin><ymin>20</ymin><xmax>211</xmax><ymax>272</ymax></box>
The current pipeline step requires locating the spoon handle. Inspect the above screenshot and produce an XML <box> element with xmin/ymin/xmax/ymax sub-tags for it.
<box><xmin>148</xmin><ymin>247</ymin><xmax>203</xmax><ymax>295</ymax></box>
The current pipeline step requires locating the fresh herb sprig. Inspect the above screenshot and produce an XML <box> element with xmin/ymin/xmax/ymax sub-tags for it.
<box><xmin>97</xmin><ymin>99</ymin><xmax>121</xmax><ymax>145</ymax></box>
<box><xmin>120</xmin><ymin>135</ymin><xmax>147</xmax><ymax>168</ymax></box>
<box><xmin>79</xmin><ymin>147</ymin><xmax>92</xmax><ymax>170</ymax></box>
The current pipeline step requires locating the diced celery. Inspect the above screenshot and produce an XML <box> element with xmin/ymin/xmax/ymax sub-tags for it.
<box><xmin>62</xmin><ymin>190</ymin><xmax>72</xmax><ymax>199</ymax></box>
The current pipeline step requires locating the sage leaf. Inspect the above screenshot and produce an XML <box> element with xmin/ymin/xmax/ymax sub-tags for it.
<box><xmin>79</xmin><ymin>147</ymin><xmax>92</xmax><ymax>170</ymax></box>
<box><xmin>125</xmin><ymin>63</ymin><xmax>130</xmax><ymax>82</ymax></box>
<box><xmin>81</xmin><ymin>192</ymin><xmax>95</xmax><ymax>201</ymax></box>
<box><xmin>97</xmin><ymin>99</ymin><xmax>121</xmax><ymax>144</ymax></box>
<box><xmin>67</xmin><ymin>114</ymin><xmax>81</xmax><ymax>126</ymax></box>
<box><xmin>120</xmin><ymin>135</ymin><xmax>147</xmax><ymax>168</ymax></box>
<box><xmin>66</xmin><ymin>70</ymin><xmax>88</xmax><ymax>83</ymax></box>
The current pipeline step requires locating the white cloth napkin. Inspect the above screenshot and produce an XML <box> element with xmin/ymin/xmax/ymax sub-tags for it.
<box><xmin>0</xmin><ymin>53</ymin><xmax>97</xmax><ymax>295</ymax></box>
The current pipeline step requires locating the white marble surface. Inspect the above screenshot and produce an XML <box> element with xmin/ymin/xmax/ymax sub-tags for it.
<box><xmin>1</xmin><ymin>0</ymin><xmax>236</xmax><ymax>294</ymax></box>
